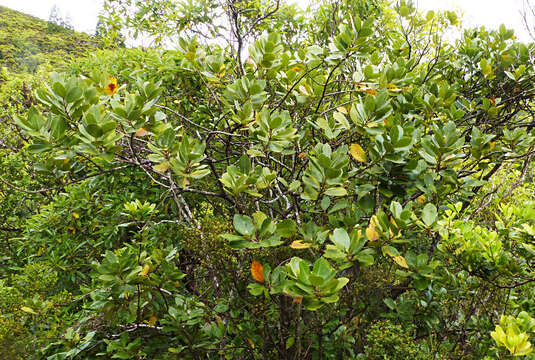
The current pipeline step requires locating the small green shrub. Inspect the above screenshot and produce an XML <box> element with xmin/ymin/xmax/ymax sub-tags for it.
<box><xmin>363</xmin><ymin>320</ymin><xmax>428</xmax><ymax>360</ymax></box>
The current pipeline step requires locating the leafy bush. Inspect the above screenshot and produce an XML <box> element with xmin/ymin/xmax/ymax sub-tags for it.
<box><xmin>4</xmin><ymin>0</ymin><xmax>535</xmax><ymax>358</ymax></box>
<box><xmin>362</xmin><ymin>320</ymin><xmax>428</xmax><ymax>359</ymax></box>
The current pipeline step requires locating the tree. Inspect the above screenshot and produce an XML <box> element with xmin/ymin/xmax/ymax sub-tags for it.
<box><xmin>4</xmin><ymin>0</ymin><xmax>535</xmax><ymax>358</ymax></box>
<box><xmin>47</xmin><ymin>4</ymin><xmax>72</xmax><ymax>32</ymax></box>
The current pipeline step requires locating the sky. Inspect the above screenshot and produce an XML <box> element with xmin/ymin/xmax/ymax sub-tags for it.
<box><xmin>0</xmin><ymin>0</ymin><xmax>532</xmax><ymax>42</ymax></box>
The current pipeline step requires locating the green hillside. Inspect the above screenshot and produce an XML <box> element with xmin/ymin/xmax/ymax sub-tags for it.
<box><xmin>0</xmin><ymin>6</ymin><xmax>98</xmax><ymax>73</ymax></box>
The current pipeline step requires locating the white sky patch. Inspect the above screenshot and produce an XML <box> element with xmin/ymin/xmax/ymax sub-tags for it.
<box><xmin>0</xmin><ymin>0</ymin><xmax>532</xmax><ymax>42</ymax></box>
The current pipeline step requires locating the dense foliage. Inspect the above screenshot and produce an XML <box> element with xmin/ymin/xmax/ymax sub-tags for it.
<box><xmin>3</xmin><ymin>0</ymin><xmax>535</xmax><ymax>358</ymax></box>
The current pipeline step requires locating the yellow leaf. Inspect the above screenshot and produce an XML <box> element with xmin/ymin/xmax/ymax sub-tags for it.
<box><xmin>290</xmin><ymin>240</ymin><xmax>312</xmax><ymax>249</ymax></box>
<box><xmin>416</xmin><ymin>195</ymin><xmax>426</xmax><ymax>203</ymax></box>
<box><xmin>247</xmin><ymin>338</ymin><xmax>255</xmax><ymax>348</ymax></box>
<box><xmin>67</xmin><ymin>225</ymin><xmax>76</xmax><ymax>234</ymax></box>
<box><xmin>72</xmin><ymin>212</ymin><xmax>79</xmax><ymax>219</ymax></box>
<box><xmin>349</xmin><ymin>144</ymin><xmax>367</xmax><ymax>163</ymax></box>
<box><xmin>21</xmin><ymin>306</ymin><xmax>37</xmax><ymax>315</ymax></box>
<box><xmin>299</xmin><ymin>85</ymin><xmax>310</xmax><ymax>96</ymax></box>
<box><xmin>366</xmin><ymin>220</ymin><xmax>378</xmax><ymax>241</ymax></box>
<box><xmin>251</xmin><ymin>261</ymin><xmax>264</xmax><ymax>283</ymax></box>
<box><xmin>139</xmin><ymin>264</ymin><xmax>150</xmax><ymax>277</ymax></box>
<box><xmin>153</xmin><ymin>161</ymin><xmax>170</xmax><ymax>173</ymax></box>
<box><xmin>148</xmin><ymin>314</ymin><xmax>158</xmax><ymax>326</ymax></box>
<box><xmin>336</xmin><ymin>106</ymin><xmax>348</xmax><ymax>114</ymax></box>
<box><xmin>185</xmin><ymin>51</ymin><xmax>196</xmax><ymax>61</ymax></box>
<box><xmin>135</xmin><ymin>127</ymin><xmax>148</xmax><ymax>137</ymax></box>
<box><xmin>489</xmin><ymin>141</ymin><xmax>496</xmax><ymax>150</ymax></box>
<box><xmin>182</xmin><ymin>177</ymin><xmax>190</xmax><ymax>187</ymax></box>
<box><xmin>393</xmin><ymin>255</ymin><xmax>409</xmax><ymax>268</ymax></box>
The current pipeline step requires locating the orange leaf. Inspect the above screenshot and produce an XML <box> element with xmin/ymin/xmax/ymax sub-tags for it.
<box><xmin>148</xmin><ymin>314</ymin><xmax>158</xmax><ymax>326</ymax></box>
<box><xmin>251</xmin><ymin>261</ymin><xmax>264</xmax><ymax>283</ymax></box>
<box><xmin>104</xmin><ymin>76</ymin><xmax>118</xmax><ymax>95</ymax></box>
<box><xmin>245</xmin><ymin>57</ymin><xmax>255</xmax><ymax>68</ymax></box>
<box><xmin>283</xmin><ymin>293</ymin><xmax>303</xmax><ymax>304</ymax></box>
<box><xmin>135</xmin><ymin>128</ymin><xmax>148</xmax><ymax>137</ymax></box>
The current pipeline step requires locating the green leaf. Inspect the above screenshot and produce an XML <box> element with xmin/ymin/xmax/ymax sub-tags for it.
<box><xmin>325</xmin><ymin>187</ymin><xmax>347</xmax><ymax>197</ymax></box>
<box><xmin>85</xmin><ymin>124</ymin><xmax>102</xmax><ymax>138</ymax></box>
<box><xmin>286</xmin><ymin>337</ymin><xmax>295</xmax><ymax>349</ymax></box>
<box><xmin>233</xmin><ymin>214</ymin><xmax>255</xmax><ymax>236</ymax></box>
<box><xmin>422</xmin><ymin>203</ymin><xmax>437</xmax><ymax>227</ymax></box>
<box><xmin>331</xmin><ymin>228</ymin><xmax>350</xmax><ymax>250</ymax></box>
<box><xmin>66</xmin><ymin>87</ymin><xmax>83</xmax><ymax>103</ymax></box>
<box><xmin>277</xmin><ymin>219</ymin><xmax>297</xmax><ymax>238</ymax></box>
<box><xmin>28</xmin><ymin>143</ymin><xmax>52</xmax><ymax>153</ymax></box>
<box><xmin>383</xmin><ymin>298</ymin><xmax>395</xmax><ymax>310</ymax></box>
